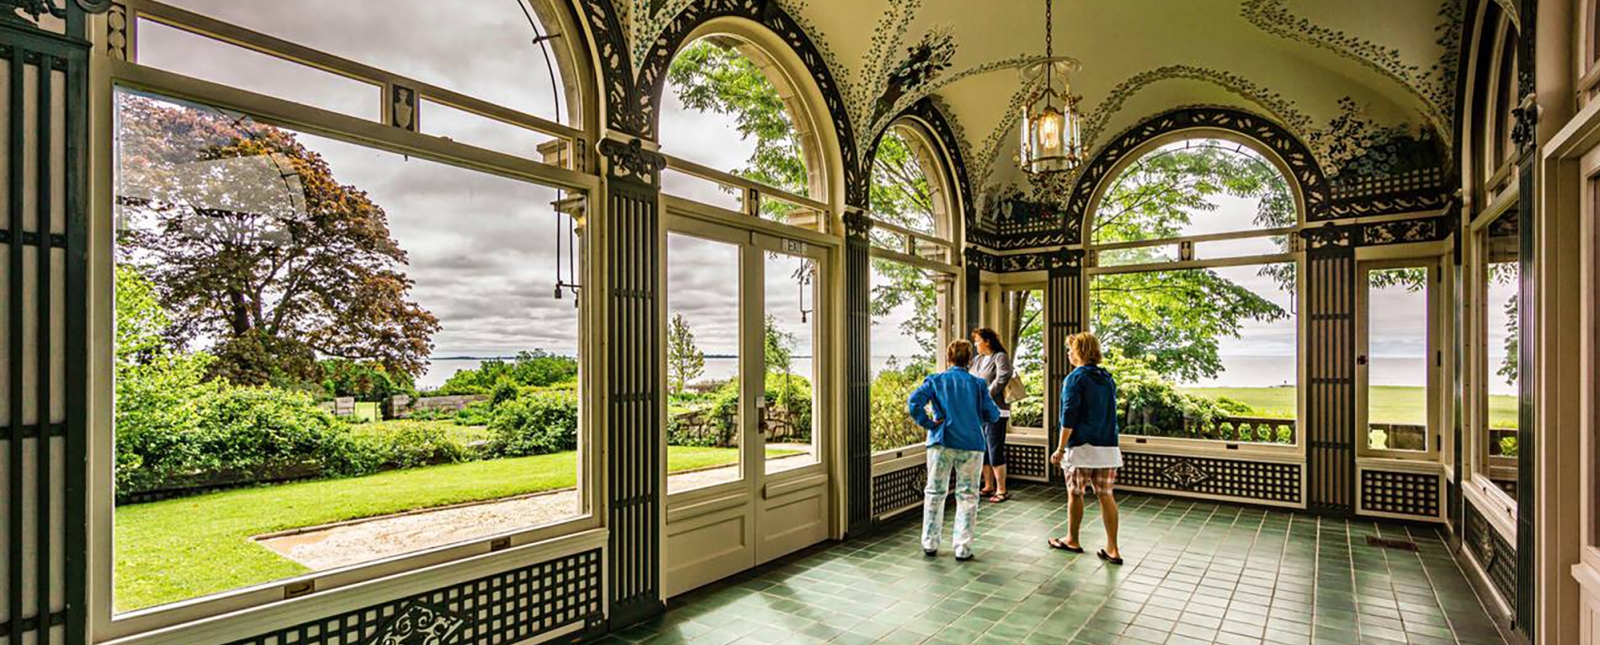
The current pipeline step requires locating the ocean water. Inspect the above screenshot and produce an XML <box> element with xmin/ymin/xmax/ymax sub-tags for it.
<box><xmin>420</xmin><ymin>354</ymin><xmax>1516</xmax><ymax>395</ymax></box>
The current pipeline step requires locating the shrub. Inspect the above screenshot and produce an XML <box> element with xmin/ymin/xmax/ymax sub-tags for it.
<box><xmin>487</xmin><ymin>390</ymin><xmax>579</xmax><ymax>457</ymax></box>
<box><xmin>869</xmin><ymin>365</ymin><xmax>928</xmax><ymax>452</ymax></box>
<box><xmin>350</xmin><ymin>422</ymin><xmax>472</xmax><ymax>469</ymax></box>
<box><xmin>455</xmin><ymin>400</ymin><xmax>493</xmax><ymax>426</ymax></box>
<box><xmin>441</xmin><ymin>350</ymin><xmax>578</xmax><ymax>394</ymax></box>
<box><xmin>1011</xmin><ymin>396</ymin><xmax>1044</xmax><ymax>428</ymax></box>
<box><xmin>491</xmin><ymin>376</ymin><xmax>520</xmax><ymax>408</ymax></box>
<box><xmin>115</xmin><ymin>385</ymin><xmax>359</xmax><ymax>498</ymax></box>
<box><xmin>320</xmin><ymin>358</ymin><xmax>414</xmax><ymax>402</ymax></box>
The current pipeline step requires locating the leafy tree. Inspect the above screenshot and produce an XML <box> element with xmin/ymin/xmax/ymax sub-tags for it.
<box><xmin>438</xmin><ymin>350</ymin><xmax>578</xmax><ymax>394</ymax></box>
<box><xmin>763</xmin><ymin>315</ymin><xmax>795</xmax><ymax>374</ymax></box>
<box><xmin>1088</xmin><ymin>145</ymin><xmax>1294</xmax><ymax>381</ymax></box>
<box><xmin>115</xmin><ymin>93</ymin><xmax>440</xmax><ymax>386</ymax></box>
<box><xmin>667</xmin><ymin>313</ymin><xmax>706</xmax><ymax>393</ymax></box>
<box><xmin>319</xmin><ymin>358</ymin><xmax>414</xmax><ymax>402</ymax></box>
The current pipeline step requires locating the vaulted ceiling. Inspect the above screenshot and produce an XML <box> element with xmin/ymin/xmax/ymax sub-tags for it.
<box><xmin>621</xmin><ymin>0</ymin><xmax>1463</xmax><ymax>216</ymax></box>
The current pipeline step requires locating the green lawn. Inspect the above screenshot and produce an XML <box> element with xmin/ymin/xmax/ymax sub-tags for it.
<box><xmin>115</xmin><ymin>445</ymin><xmax>786</xmax><ymax>612</ymax></box>
<box><xmin>1179</xmin><ymin>385</ymin><xmax>1519</xmax><ymax>428</ymax></box>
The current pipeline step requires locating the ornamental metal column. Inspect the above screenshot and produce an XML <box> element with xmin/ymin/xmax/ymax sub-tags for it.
<box><xmin>0</xmin><ymin>6</ymin><xmax>95</xmax><ymax>645</ymax></box>
<box><xmin>597</xmin><ymin>137</ymin><xmax>666</xmax><ymax>628</ymax></box>
<box><xmin>1302</xmin><ymin>224</ymin><xmax>1357</xmax><ymax>515</ymax></box>
<box><xmin>843</xmin><ymin>208</ymin><xmax>873</xmax><ymax>534</ymax></box>
<box><xmin>1043</xmin><ymin>249</ymin><xmax>1083</xmax><ymax>480</ymax></box>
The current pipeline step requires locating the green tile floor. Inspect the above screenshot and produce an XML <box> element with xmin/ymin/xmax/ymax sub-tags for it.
<box><xmin>598</xmin><ymin>484</ymin><xmax>1509</xmax><ymax>645</ymax></box>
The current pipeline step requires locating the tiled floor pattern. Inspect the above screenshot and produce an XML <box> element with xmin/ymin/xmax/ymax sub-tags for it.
<box><xmin>599</xmin><ymin>484</ymin><xmax>1509</xmax><ymax>645</ymax></box>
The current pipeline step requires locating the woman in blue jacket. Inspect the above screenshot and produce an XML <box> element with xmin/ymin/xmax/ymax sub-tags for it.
<box><xmin>1047</xmin><ymin>332</ymin><xmax>1124</xmax><ymax>565</ymax></box>
<box><xmin>907</xmin><ymin>339</ymin><xmax>1000</xmax><ymax>561</ymax></box>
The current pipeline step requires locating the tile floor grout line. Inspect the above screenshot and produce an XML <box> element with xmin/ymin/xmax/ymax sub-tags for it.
<box><xmin>1057</xmin><ymin>493</ymin><xmax>1187</xmax><ymax>644</ymax></box>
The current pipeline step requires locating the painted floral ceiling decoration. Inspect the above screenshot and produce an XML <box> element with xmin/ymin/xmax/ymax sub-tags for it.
<box><xmin>619</xmin><ymin>0</ymin><xmax>1467</xmax><ymax>245</ymax></box>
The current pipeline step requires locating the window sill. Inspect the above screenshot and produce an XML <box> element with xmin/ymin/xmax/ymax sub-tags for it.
<box><xmin>1120</xmin><ymin>435</ymin><xmax>1302</xmax><ymax>460</ymax></box>
<box><xmin>100</xmin><ymin>525</ymin><xmax>607</xmax><ymax>645</ymax></box>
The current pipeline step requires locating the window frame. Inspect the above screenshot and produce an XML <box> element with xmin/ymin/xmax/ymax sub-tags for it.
<box><xmin>1081</xmin><ymin>132</ymin><xmax>1306</xmax><ymax>457</ymax></box>
<box><xmin>89</xmin><ymin>2</ymin><xmax>603</xmax><ymax>638</ymax></box>
<box><xmin>1465</xmin><ymin>190</ymin><xmax>1521</xmax><ymax>536</ymax></box>
<box><xmin>1354</xmin><ymin>258</ymin><xmax>1443</xmax><ymax>462</ymax></box>
<box><xmin>863</xmin><ymin>118</ymin><xmax>962</xmax><ymax>457</ymax></box>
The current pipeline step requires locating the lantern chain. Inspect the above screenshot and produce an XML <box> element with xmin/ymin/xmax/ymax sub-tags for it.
<box><xmin>1045</xmin><ymin>0</ymin><xmax>1053</xmax><ymax>59</ymax></box>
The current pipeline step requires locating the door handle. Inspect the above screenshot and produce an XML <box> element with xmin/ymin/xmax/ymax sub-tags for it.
<box><xmin>1357</xmin><ymin>355</ymin><xmax>1367</xmax><ymax>366</ymax></box>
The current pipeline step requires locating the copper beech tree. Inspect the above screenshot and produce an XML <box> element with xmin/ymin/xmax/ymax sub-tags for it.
<box><xmin>115</xmin><ymin>93</ymin><xmax>439</xmax><ymax>387</ymax></box>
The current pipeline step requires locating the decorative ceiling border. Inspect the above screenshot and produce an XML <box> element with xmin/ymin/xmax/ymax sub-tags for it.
<box><xmin>973</xmin><ymin>64</ymin><xmax>1316</xmax><ymax>190</ymax></box>
<box><xmin>1241</xmin><ymin>0</ymin><xmax>1464</xmax><ymax>140</ymax></box>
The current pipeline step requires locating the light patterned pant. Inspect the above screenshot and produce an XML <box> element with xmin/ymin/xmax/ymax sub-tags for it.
<box><xmin>921</xmin><ymin>445</ymin><xmax>984</xmax><ymax>556</ymax></box>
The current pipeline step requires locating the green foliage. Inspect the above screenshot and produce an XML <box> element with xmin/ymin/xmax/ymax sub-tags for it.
<box><xmin>763</xmin><ymin>315</ymin><xmax>795</xmax><ymax>374</ymax></box>
<box><xmin>487</xmin><ymin>391</ymin><xmax>580</xmax><ymax>457</ymax></box>
<box><xmin>1011</xmin><ymin>396</ymin><xmax>1044</xmax><ymax>428</ymax></box>
<box><xmin>1088</xmin><ymin>143</ymin><xmax>1296</xmax><ymax>382</ymax></box>
<box><xmin>320</xmin><ymin>358</ymin><xmax>414</xmax><ymax>402</ymax></box>
<box><xmin>437</xmin><ymin>350</ymin><xmax>578</xmax><ymax>394</ymax></box>
<box><xmin>667</xmin><ymin>39</ymin><xmax>808</xmax><ymax>219</ymax></box>
<box><xmin>869</xmin><ymin>362</ymin><xmax>932</xmax><ymax>452</ymax></box>
<box><xmin>667</xmin><ymin>312</ymin><xmax>706</xmax><ymax>393</ymax></box>
<box><xmin>349</xmin><ymin>423</ymin><xmax>472</xmax><ymax>470</ymax></box>
<box><xmin>115</xmin><ymin>386</ymin><xmax>361</xmax><ymax>498</ymax></box>
<box><xmin>455</xmin><ymin>400</ymin><xmax>494</xmax><ymax>426</ymax></box>
<box><xmin>115</xmin><ymin>264</ymin><xmax>171</xmax><ymax>365</ymax></box>
<box><xmin>490</xmin><ymin>376</ymin><xmax>520</xmax><ymax>408</ymax></box>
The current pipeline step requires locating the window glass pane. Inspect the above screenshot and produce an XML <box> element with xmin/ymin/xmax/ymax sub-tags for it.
<box><xmin>764</xmin><ymin>252</ymin><xmax>819</xmax><ymax>473</ymax></box>
<box><xmin>113</xmin><ymin>89</ymin><xmax>582</xmax><ymax>612</ymax></box>
<box><xmin>1194</xmin><ymin>235</ymin><xmax>1291</xmax><ymax>260</ymax></box>
<box><xmin>1484</xmin><ymin>226</ymin><xmax>1520</xmax><ymax>496</ymax></box>
<box><xmin>663</xmin><ymin>167</ymin><xmax>746</xmax><ymax>213</ymax></box>
<box><xmin>1092</xmin><ymin>263</ymin><xmax>1298</xmax><ymax>444</ymax></box>
<box><xmin>1097</xmin><ymin>245</ymin><xmax>1177</xmax><ymax>267</ymax></box>
<box><xmin>1004</xmin><ymin>289</ymin><xmax>1046</xmax><ymax>430</ymax></box>
<box><xmin>134</xmin><ymin>20</ymin><xmax>379</xmax><ymax>120</ymax></box>
<box><xmin>156</xmin><ymin>0</ymin><xmax>568</xmax><ymax>123</ymax></box>
<box><xmin>666</xmin><ymin>233</ymin><xmax>743</xmax><ymax>494</ymax></box>
<box><xmin>1366</xmin><ymin>267</ymin><xmax>1430</xmax><ymax>451</ymax></box>
<box><xmin>870</xmin><ymin>126</ymin><xmax>939</xmax><ymax>237</ymax></box>
<box><xmin>1090</xmin><ymin>138</ymin><xmax>1295</xmax><ymax>245</ymax></box>
<box><xmin>869</xmin><ymin>259</ymin><xmax>940</xmax><ymax>451</ymax></box>
<box><xmin>660</xmin><ymin>37</ymin><xmax>816</xmax><ymax>221</ymax></box>
<box><xmin>419</xmin><ymin>99</ymin><xmax>559</xmax><ymax>162</ymax></box>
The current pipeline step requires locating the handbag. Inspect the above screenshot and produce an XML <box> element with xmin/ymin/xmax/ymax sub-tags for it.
<box><xmin>1003</xmin><ymin>376</ymin><xmax>1027</xmax><ymax>404</ymax></box>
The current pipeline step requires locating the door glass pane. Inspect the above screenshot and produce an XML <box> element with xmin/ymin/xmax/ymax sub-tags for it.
<box><xmin>666</xmin><ymin>233</ymin><xmax>743</xmax><ymax>494</ymax></box>
<box><xmin>1005</xmin><ymin>289</ymin><xmax>1046</xmax><ymax>431</ymax></box>
<box><xmin>764</xmin><ymin>251</ymin><xmax>819</xmax><ymax>473</ymax></box>
<box><xmin>1366</xmin><ymin>267</ymin><xmax>1430</xmax><ymax>451</ymax></box>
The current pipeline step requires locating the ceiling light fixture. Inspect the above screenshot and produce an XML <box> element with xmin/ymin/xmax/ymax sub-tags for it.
<box><xmin>1018</xmin><ymin>0</ymin><xmax>1083</xmax><ymax>176</ymax></box>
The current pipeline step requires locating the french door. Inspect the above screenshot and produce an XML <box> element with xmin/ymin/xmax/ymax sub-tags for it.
<box><xmin>662</xmin><ymin>215</ymin><xmax>831</xmax><ymax>597</ymax></box>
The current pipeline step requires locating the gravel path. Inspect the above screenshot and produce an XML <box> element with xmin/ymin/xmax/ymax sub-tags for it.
<box><xmin>257</xmin><ymin>450</ymin><xmax>815</xmax><ymax>570</ymax></box>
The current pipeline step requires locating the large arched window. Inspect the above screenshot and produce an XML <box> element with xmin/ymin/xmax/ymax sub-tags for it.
<box><xmin>658</xmin><ymin>32</ymin><xmax>831</xmax><ymax>227</ymax></box>
<box><xmin>104</xmin><ymin>0</ymin><xmax>593</xmax><ymax>630</ymax></box>
<box><xmin>867</xmin><ymin>120</ymin><xmax>960</xmax><ymax>453</ymax></box>
<box><xmin>1086</xmin><ymin>136</ymin><xmax>1300</xmax><ymax>446</ymax></box>
<box><xmin>1462</xmin><ymin>3</ymin><xmax>1524</xmax><ymax>535</ymax></box>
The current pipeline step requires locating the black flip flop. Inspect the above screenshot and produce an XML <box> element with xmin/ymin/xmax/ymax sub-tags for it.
<box><xmin>1097</xmin><ymin>549</ymin><xmax>1124</xmax><ymax>565</ymax></box>
<box><xmin>1047</xmin><ymin>538</ymin><xmax>1083</xmax><ymax>553</ymax></box>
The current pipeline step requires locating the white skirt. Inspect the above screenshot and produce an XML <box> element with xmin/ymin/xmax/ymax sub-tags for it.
<box><xmin>1064</xmin><ymin>445</ymin><xmax>1123</xmax><ymax>469</ymax></box>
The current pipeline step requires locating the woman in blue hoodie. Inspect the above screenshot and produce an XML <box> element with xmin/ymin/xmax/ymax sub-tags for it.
<box><xmin>907</xmin><ymin>339</ymin><xmax>1000</xmax><ymax>561</ymax></box>
<box><xmin>1047</xmin><ymin>332</ymin><xmax>1124</xmax><ymax>564</ymax></box>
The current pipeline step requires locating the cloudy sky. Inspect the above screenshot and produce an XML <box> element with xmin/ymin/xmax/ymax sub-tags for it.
<box><xmin>123</xmin><ymin>2</ymin><xmax>1465</xmax><ymax>392</ymax></box>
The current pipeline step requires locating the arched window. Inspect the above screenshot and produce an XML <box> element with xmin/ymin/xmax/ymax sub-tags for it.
<box><xmin>106</xmin><ymin>0</ymin><xmax>593</xmax><ymax>626</ymax></box>
<box><xmin>659</xmin><ymin>33</ymin><xmax>830</xmax><ymax>227</ymax></box>
<box><xmin>1086</xmin><ymin>136</ymin><xmax>1300</xmax><ymax>447</ymax></box>
<box><xmin>1462</xmin><ymin>5</ymin><xmax>1524</xmax><ymax>526</ymax></box>
<box><xmin>867</xmin><ymin>120</ymin><xmax>960</xmax><ymax>453</ymax></box>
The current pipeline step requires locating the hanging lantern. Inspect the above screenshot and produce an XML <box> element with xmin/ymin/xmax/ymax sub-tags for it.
<box><xmin>1018</xmin><ymin>0</ymin><xmax>1083</xmax><ymax>176</ymax></box>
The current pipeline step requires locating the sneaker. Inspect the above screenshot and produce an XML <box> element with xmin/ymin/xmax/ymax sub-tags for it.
<box><xmin>954</xmin><ymin>550</ymin><xmax>973</xmax><ymax>561</ymax></box>
<box><xmin>923</xmin><ymin>547</ymin><xmax>937</xmax><ymax>557</ymax></box>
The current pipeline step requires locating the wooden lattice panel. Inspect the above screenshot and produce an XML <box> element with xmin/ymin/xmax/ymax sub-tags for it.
<box><xmin>1118</xmin><ymin>453</ymin><xmax>1301</xmax><ymax>504</ymax></box>
<box><xmin>1006</xmin><ymin>442</ymin><xmax>1048</xmax><ymax>481</ymax></box>
<box><xmin>226</xmin><ymin>549</ymin><xmax>602</xmax><ymax>645</ymax></box>
<box><xmin>871</xmin><ymin>463</ymin><xmax>924</xmax><ymax>518</ymax></box>
<box><xmin>1360</xmin><ymin>469</ymin><xmax>1440</xmax><ymax>519</ymax></box>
